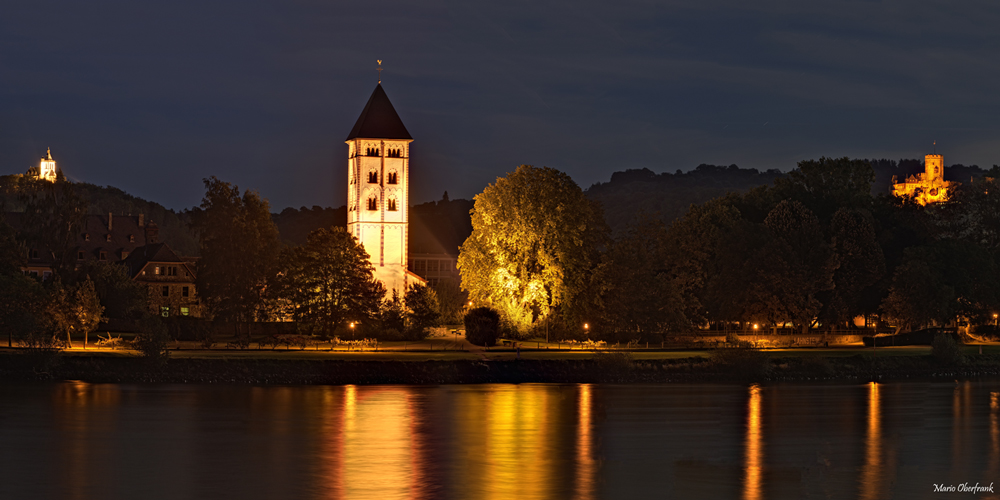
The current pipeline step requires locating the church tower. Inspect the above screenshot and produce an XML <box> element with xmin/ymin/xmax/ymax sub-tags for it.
<box><xmin>38</xmin><ymin>148</ymin><xmax>58</xmax><ymax>182</ymax></box>
<box><xmin>346</xmin><ymin>83</ymin><xmax>413</xmax><ymax>294</ymax></box>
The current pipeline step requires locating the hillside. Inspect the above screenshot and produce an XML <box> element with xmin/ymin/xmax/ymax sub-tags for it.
<box><xmin>585</xmin><ymin>164</ymin><xmax>785</xmax><ymax>230</ymax></box>
<box><xmin>587</xmin><ymin>160</ymin><xmax>992</xmax><ymax>231</ymax></box>
<box><xmin>0</xmin><ymin>175</ymin><xmax>199</xmax><ymax>256</ymax></box>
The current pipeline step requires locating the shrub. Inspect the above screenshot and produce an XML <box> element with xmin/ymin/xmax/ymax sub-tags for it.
<box><xmin>711</xmin><ymin>343</ymin><xmax>772</xmax><ymax>380</ymax></box>
<box><xmin>133</xmin><ymin>317</ymin><xmax>170</xmax><ymax>363</ymax></box>
<box><xmin>725</xmin><ymin>331</ymin><xmax>741</xmax><ymax>345</ymax></box>
<box><xmin>464</xmin><ymin>307</ymin><xmax>501</xmax><ymax>347</ymax></box>
<box><xmin>932</xmin><ymin>333</ymin><xmax>964</xmax><ymax>365</ymax></box>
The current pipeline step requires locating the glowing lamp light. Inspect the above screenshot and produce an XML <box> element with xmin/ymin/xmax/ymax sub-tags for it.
<box><xmin>583</xmin><ymin>323</ymin><xmax>589</xmax><ymax>330</ymax></box>
<box><xmin>752</xmin><ymin>324</ymin><xmax>759</xmax><ymax>331</ymax></box>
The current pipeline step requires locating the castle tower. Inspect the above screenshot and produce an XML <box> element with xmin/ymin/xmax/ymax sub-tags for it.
<box><xmin>891</xmin><ymin>151</ymin><xmax>957</xmax><ymax>205</ymax></box>
<box><xmin>345</xmin><ymin>84</ymin><xmax>413</xmax><ymax>294</ymax></box>
<box><xmin>38</xmin><ymin>148</ymin><xmax>57</xmax><ymax>182</ymax></box>
<box><xmin>925</xmin><ymin>154</ymin><xmax>944</xmax><ymax>183</ymax></box>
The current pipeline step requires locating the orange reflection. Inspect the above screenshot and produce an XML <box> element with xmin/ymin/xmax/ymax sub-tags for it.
<box><xmin>576</xmin><ymin>384</ymin><xmax>595</xmax><ymax>500</ymax></box>
<box><xmin>340</xmin><ymin>386</ymin><xmax>423</xmax><ymax>499</ymax></box>
<box><xmin>54</xmin><ymin>382</ymin><xmax>121</xmax><ymax>500</ymax></box>
<box><xmin>860</xmin><ymin>382</ymin><xmax>882</xmax><ymax>500</ymax></box>
<box><xmin>480</xmin><ymin>386</ymin><xmax>553</xmax><ymax>499</ymax></box>
<box><xmin>744</xmin><ymin>384</ymin><xmax>762</xmax><ymax>500</ymax></box>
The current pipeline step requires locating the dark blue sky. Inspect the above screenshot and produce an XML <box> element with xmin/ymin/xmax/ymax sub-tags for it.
<box><xmin>3</xmin><ymin>0</ymin><xmax>1000</xmax><ymax>210</ymax></box>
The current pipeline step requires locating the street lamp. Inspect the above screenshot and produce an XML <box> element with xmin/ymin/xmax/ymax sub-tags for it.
<box><xmin>349</xmin><ymin>322</ymin><xmax>355</xmax><ymax>340</ymax></box>
<box><xmin>993</xmin><ymin>313</ymin><xmax>997</xmax><ymax>329</ymax></box>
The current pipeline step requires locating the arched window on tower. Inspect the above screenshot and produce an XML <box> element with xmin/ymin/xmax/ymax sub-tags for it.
<box><xmin>387</xmin><ymin>171</ymin><xmax>397</xmax><ymax>184</ymax></box>
<box><xmin>368</xmin><ymin>171</ymin><xmax>378</xmax><ymax>183</ymax></box>
<box><xmin>387</xmin><ymin>197</ymin><xmax>397</xmax><ymax>211</ymax></box>
<box><xmin>367</xmin><ymin>197</ymin><xmax>378</xmax><ymax>211</ymax></box>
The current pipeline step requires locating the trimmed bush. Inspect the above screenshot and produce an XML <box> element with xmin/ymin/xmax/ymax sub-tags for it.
<box><xmin>932</xmin><ymin>333</ymin><xmax>964</xmax><ymax>365</ymax></box>
<box><xmin>464</xmin><ymin>307</ymin><xmax>501</xmax><ymax>347</ymax></box>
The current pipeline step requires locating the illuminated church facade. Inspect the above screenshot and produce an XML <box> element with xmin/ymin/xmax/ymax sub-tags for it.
<box><xmin>345</xmin><ymin>83</ymin><xmax>421</xmax><ymax>293</ymax></box>
<box><xmin>891</xmin><ymin>153</ymin><xmax>957</xmax><ymax>205</ymax></box>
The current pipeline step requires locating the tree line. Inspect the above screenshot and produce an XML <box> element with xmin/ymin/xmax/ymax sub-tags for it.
<box><xmin>458</xmin><ymin>159</ymin><xmax>1000</xmax><ymax>342</ymax></box>
<box><xmin>190</xmin><ymin>177</ymin><xmax>443</xmax><ymax>343</ymax></box>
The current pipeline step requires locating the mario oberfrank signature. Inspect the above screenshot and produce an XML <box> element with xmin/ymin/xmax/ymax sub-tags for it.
<box><xmin>934</xmin><ymin>482</ymin><xmax>994</xmax><ymax>494</ymax></box>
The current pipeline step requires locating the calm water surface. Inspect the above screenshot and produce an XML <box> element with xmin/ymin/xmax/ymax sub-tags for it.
<box><xmin>1</xmin><ymin>381</ymin><xmax>998</xmax><ymax>499</ymax></box>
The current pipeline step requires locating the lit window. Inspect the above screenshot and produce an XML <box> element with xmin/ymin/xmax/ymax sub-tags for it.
<box><xmin>161</xmin><ymin>306</ymin><xmax>169</xmax><ymax>318</ymax></box>
<box><xmin>155</xmin><ymin>266</ymin><xmax>160</xmax><ymax>275</ymax></box>
<box><xmin>181</xmin><ymin>307</ymin><xmax>189</xmax><ymax>316</ymax></box>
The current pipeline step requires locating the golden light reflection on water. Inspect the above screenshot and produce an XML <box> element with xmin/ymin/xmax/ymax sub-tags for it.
<box><xmin>860</xmin><ymin>382</ymin><xmax>882</xmax><ymax>500</ymax></box>
<box><xmin>576</xmin><ymin>384</ymin><xmax>595</xmax><ymax>500</ymax></box>
<box><xmin>744</xmin><ymin>384</ymin><xmax>762</xmax><ymax>500</ymax></box>
<box><xmin>481</xmin><ymin>386</ymin><xmax>552</xmax><ymax>499</ymax></box>
<box><xmin>55</xmin><ymin>382</ymin><xmax>121</xmax><ymax>500</ymax></box>
<box><xmin>340</xmin><ymin>386</ymin><xmax>423</xmax><ymax>500</ymax></box>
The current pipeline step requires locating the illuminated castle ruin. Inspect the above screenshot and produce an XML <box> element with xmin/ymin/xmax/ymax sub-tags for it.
<box><xmin>36</xmin><ymin>148</ymin><xmax>59</xmax><ymax>182</ymax></box>
<box><xmin>891</xmin><ymin>153</ymin><xmax>957</xmax><ymax>205</ymax></box>
<box><xmin>345</xmin><ymin>83</ymin><xmax>421</xmax><ymax>293</ymax></box>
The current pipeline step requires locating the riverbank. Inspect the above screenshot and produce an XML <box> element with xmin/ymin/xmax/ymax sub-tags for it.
<box><xmin>3</xmin><ymin>348</ymin><xmax>1000</xmax><ymax>384</ymax></box>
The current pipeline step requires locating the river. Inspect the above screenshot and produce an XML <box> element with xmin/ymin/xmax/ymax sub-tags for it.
<box><xmin>0</xmin><ymin>381</ymin><xmax>997</xmax><ymax>499</ymax></box>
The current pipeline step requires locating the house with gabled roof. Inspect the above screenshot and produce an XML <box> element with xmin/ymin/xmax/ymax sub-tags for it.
<box><xmin>123</xmin><ymin>242</ymin><xmax>201</xmax><ymax>318</ymax></box>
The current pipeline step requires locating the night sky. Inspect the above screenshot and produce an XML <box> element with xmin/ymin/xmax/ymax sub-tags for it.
<box><xmin>3</xmin><ymin>1</ymin><xmax>1000</xmax><ymax>211</ymax></box>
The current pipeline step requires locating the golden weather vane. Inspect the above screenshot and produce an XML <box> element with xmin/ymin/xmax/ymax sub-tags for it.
<box><xmin>377</xmin><ymin>59</ymin><xmax>382</xmax><ymax>84</ymax></box>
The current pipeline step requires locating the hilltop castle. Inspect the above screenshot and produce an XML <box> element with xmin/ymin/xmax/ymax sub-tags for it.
<box><xmin>892</xmin><ymin>153</ymin><xmax>958</xmax><ymax>205</ymax></box>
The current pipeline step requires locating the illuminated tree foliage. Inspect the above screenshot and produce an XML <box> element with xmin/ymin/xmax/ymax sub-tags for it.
<box><xmin>277</xmin><ymin>227</ymin><xmax>384</xmax><ymax>338</ymax></box>
<box><xmin>191</xmin><ymin>177</ymin><xmax>282</xmax><ymax>329</ymax></box>
<box><xmin>48</xmin><ymin>279</ymin><xmax>104</xmax><ymax>347</ymax></box>
<box><xmin>458</xmin><ymin>165</ymin><xmax>606</xmax><ymax>335</ymax></box>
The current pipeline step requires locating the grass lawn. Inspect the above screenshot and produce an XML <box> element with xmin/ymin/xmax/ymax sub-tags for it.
<box><xmin>16</xmin><ymin>332</ymin><xmax>1000</xmax><ymax>362</ymax></box>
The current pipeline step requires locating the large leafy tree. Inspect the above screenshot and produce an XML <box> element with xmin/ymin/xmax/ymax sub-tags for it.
<box><xmin>458</xmin><ymin>165</ymin><xmax>607</xmax><ymax>334</ymax></box>
<box><xmin>190</xmin><ymin>177</ymin><xmax>282</xmax><ymax>328</ymax></box>
<box><xmin>594</xmin><ymin>216</ymin><xmax>686</xmax><ymax>341</ymax></box>
<box><xmin>770</xmin><ymin>157</ymin><xmax>875</xmax><ymax>222</ymax></box>
<box><xmin>750</xmin><ymin>200</ymin><xmax>837</xmax><ymax>333</ymax></box>
<box><xmin>277</xmin><ymin>227</ymin><xmax>384</xmax><ymax>338</ymax></box>
<box><xmin>823</xmin><ymin>208</ymin><xmax>885</xmax><ymax>325</ymax></box>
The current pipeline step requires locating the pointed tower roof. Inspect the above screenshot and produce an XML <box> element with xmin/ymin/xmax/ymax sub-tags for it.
<box><xmin>346</xmin><ymin>84</ymin><xmax>412</xmax><ymax>141</ymax></box>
